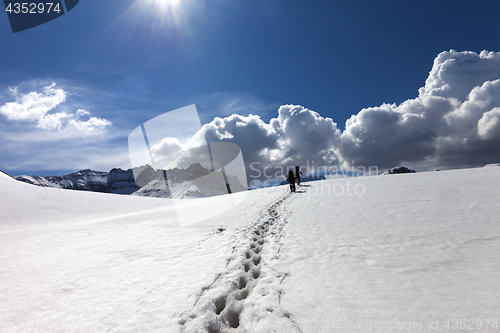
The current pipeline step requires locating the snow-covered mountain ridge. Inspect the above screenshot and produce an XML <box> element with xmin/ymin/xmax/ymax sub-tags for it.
<box><xmin>13</xmin><ymin>163</ymin><xmax>243</xmax><ymax>199</ymax></box>
<box><xmin>15</xmin><ymin>168</ymin><xmax>139</xmax><ymax>194</ymax></box>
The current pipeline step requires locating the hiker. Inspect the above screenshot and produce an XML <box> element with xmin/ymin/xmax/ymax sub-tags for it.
<box><xmin>295</xmin><ymin>166</ymin><xmax>303</xmax><ymax>185</ymax></box>
<box><xmin>287</xmin><ymin>170</ymin><xmax>296</xmax><ymax>192</ymax></box>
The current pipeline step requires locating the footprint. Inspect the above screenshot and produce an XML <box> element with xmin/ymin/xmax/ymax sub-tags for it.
<box><xmin>214</xmin><ymin>295</ymin><xmax>226</xmax><ymax>315</ymax></box>
<box><xmin>251</xmin><ymin>267</ymin><xmax>261</xmax><ymax>279</ymax></box>
<box><xmin>226</xmin><ymin>308</ymin><xmax>240</xmax><ymax>328</ymax></box>
<box><xmin>237</xmin><ymin>275</ymin><xmax>248</xmax><ymax>289</ymax></box>
<box><xmin>243</xmin><ymin>260</ymin><xmax>253</xmax><ymax>272</ymax></box>
<box><xmin>252</xmin><ymin>255</ymin><xmax>261</xmax><ymax>265</ymax></box>
<box><xmin>244</xmin><ymin>250</ymin><xmax>253</xmax><ymax>259</ymax></box>
<box><xmin>235</xmin><ymin>288</ymin><xmax>249</xmax><ymax>300</ymax></box>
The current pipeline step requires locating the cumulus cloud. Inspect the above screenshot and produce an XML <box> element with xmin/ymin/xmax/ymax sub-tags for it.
<box><xmin>0</xmin><ymin>83</ymin><xmax>111</xmax><ymax>132</ymax></box>
<box><xmin>68</xmin><ymin>109</ymin><xmax>112</xmax><ymax>132</ymax></box>
<box><xmin>36</xmin><ymin>111</ymin><xmax>72</xmax><ymax>130</ymax></box>
<box><xmin>419</xmin><ymin>50</ymin><xmax>500</xmax><ymax>101</ymax></box>
<box><xmin>188</xmin><ymin>113</ymin><xmax>280</xmax><ymax>168</ymax></box>
<box><xmin>478</xmin><ymin>108</ymin><xmax>500</xmax><ymax>140</ymax></box>
<box><xmin>151</xmin><ymin>137</ymin><xmax>184</xmax><ymax>161</ymax></box>
<box><xmin>268</xmin><ymin>105</ymin><xmax>342</xmax><ymax>167</ymax></box>
<box><xmin>178</xmin><ymin>105</ymin><xmax>340</xmax><ymax>182</ymax></box>
<box><xmin>338</xmin><ymin>49</ymin><xmax>500</xmax><ymax>170</ymax></box>
<box><xmin>173</xmin><ymin>50</ymin><xmax>499</xmax><ymax>179</ymax></box>
<box><xmin>0</xmin><ymin>83</ymin><xmax>66</xmax><ymax>128</ymax></box>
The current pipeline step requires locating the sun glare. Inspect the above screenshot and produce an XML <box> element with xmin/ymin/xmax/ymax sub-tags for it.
<box><xmin>156</xmin><ymin>0</ymin><xmax>181</xmax><ymax>8</ymax></box>
<box><xmin>137</xmin><ymin>0</ymin><xmax>188</xmax><ymax>32</ymax></box>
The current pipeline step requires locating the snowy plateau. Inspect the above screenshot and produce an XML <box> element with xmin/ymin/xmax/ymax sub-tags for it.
<box><xmin>0</xmin><ymin>166</ymin><xmax>499</xmax><ymax>333</ymax></box>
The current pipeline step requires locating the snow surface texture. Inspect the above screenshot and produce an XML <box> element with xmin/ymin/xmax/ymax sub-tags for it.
<box><xmin>1</xmin><ymin>167</ymin><xmax>499</xmax><ymax>332</ymax></box>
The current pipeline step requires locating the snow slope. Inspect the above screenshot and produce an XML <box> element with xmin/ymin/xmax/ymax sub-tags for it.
<box><xmin>278</xmin><ymin>168</ymin><xmax>500</xmax><ymax>332</ymax></box>
<box><xmin>0</xmin><ymin>167</ymin><xmax>499</xmax><ymax>332</ymax></box>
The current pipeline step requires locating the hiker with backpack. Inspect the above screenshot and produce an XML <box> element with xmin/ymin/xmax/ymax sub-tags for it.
<box><xmin>287</xmin><ymin>170</ymin><xmax>296</xmax><ymax>192</ymax></box>
<box><xmin>295</xmin><ymin>166</ymin><xmax>303</xmax><ymax>185</ymax></box>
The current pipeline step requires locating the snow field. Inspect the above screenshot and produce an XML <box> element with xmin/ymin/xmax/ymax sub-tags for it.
<box><xmin>1</xmin><ymin>166</ymin><xmax>499</xmax><ymax>332</ymax></box>
<box><xmin>277</xmin><ymin>168</ymin><xmax>500</xmax><ymax>332</ymax></box>
<box><xmin>0</xmin><ymin>172</ymin><xmax>284</xmax><ymax>332</ymax></box>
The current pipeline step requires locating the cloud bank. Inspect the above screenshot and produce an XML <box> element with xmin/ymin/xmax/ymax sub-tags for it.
<box><xmin>339</xmin><ymin>50</ymin><xmax>500</xmax><ymax>170</ymax></box>
<box><xmin>182</xmin><ymin>50</ymin><xmax>499</xmax><ymax>180</ymax></box>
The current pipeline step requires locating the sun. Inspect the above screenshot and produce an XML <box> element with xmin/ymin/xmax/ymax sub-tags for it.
<box><xmin>139</xmin><ymin>0</ymin><xmax>182</xmax><ymax>13</ymax></box>
<box><xmin>136</xmin><ymin>0</ymin><xmax>187</xmax><ymax>31</ymax></box>
<box><xmin>156</xmin><ymin>0</ymin><xmax>181</xmax><ymax>8</ymax></box>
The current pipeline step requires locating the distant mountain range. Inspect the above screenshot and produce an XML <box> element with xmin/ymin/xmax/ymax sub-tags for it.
<box><xmin>16</xmin><ymin>168</ymin><xmax>138</xmax><ymax>194</ymax></box>
<box><xmin>15</xmin><ymin>163</ymin><xmax>247</xmax><ymax>199</ymax></box>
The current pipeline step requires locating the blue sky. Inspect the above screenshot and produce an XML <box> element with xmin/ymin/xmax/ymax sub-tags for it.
<box><xmin>0</xmin><ymin>0</ymin><xmax>499</xmax><ymax>178</ymax></box>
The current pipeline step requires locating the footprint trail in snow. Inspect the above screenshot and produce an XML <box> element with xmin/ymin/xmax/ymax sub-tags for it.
<box><xmin>179</xmin><ymin>189</ymin><xmax>303</xmax><ymax>333</ymax></box>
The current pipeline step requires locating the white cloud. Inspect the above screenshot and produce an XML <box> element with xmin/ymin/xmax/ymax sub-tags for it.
<box><xmin>0</xmin><ymin>83</ymin><xmax>111</xmax><ymax>132</ymax></box>
<box><xmin>76</xmin><ymin>109</ymin><xmax>90</xmax><ymax>117</ymax></box>
<box><xmin>37</xmin><ymin>111</ymin><xmax>72</xmax><ymax>130</ymax></box>
<box><xmin>478</xmin><ymin>108</ymin><xmax>500</xmax><ymax>140</ymax></box>
<box><xmin>338</xmin><ymin>51</ymin><xmax>500</xmax><ymax>170</ymax></box>
<box><xmin>68</xmin><ymin>116</ymin><xmax>112</xmax><ymax>132</ymax></box>
<box><xmin>419</xmin><ymin>50</ymin><xmax>500</xmax><ymax>101</ymax></box>
<box><xmin>271</xmin><ymin>105</ymin><xmax>341</xmax><ymax>165</ymax></box>
<box><xmin>179</xmin><ymin>105</ymin><xmax>340</xmax><ymax>181</ymax></box>
<box><xmin>151</xmin><ymin>137</ymin><xmax>184</xmax><ymax>161</ymax></box>
<box><xmin>191</xmin><ymin>113</ymin><xmax>280</xmax><ymax>167</ymax></box>
<box><xmin>0</xmin><ymin>83</ymin><xmax>67</xmax><ymax>128</ymax></box>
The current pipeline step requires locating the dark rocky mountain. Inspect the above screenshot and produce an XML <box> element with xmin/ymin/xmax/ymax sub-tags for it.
<box><xmin>382</xmin><ymin>166</ymin><xmax>417</xmax><ymax>175</ymax></box>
